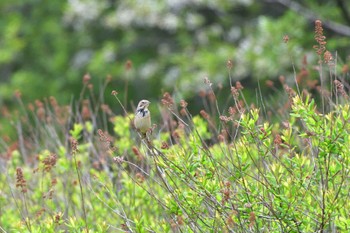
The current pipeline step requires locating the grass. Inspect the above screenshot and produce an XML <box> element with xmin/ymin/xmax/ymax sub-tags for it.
<box><xmin>0</xmin><ymin>20</ymin><xmax>350</xmax><ymax>233</ymax></box>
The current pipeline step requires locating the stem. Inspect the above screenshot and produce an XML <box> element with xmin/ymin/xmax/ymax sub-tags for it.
<box><xmin>73</xmin><ymin>155</ymin><xmax>89</xmax><ymax>232</ymax></box>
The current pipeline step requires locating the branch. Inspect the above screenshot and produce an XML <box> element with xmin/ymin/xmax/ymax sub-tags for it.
<box><xmin>335</xmin><ymin>0</ymin><xmax>350</xmax><ymax>25</ymax></box>
<box><xmin>265</xmin><ymin>0</ymin><xmax>350</xmax><ymax>36</ymax></box>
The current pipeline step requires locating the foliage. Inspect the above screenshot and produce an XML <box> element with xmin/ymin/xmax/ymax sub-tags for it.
<box><xmin>1</xmin><ymin>0</ymin><xmax>350</xmax><ymax>106</ymax></box>
<box><xmin>1</xmin><ymin>4</ymin><xmax>350</xmax><ymax>232</ymax></box>
<box><xmin>1</xmin><ymin>52</ymin><xmax>350</xmax><ymax>232</ymax></box>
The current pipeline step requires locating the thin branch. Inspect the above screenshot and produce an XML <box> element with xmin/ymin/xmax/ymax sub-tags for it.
<box><xmin>335</xmin><ymin>0</ymin><xmax>350</xmax><ymax>25</ymax></box>
<box><xmin>265</xmin><ymin>0</ymin><xmax>350</xmax><ymax>36</ymax></box>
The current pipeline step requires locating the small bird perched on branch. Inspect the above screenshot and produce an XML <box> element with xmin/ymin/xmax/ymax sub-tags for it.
<box><xmin>134</xmin><ymin>99</ymin><xmax>151</xmax><ymax>137</ymax></box>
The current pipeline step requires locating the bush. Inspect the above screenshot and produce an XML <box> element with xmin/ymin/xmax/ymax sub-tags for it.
<box><xmin>0</xmin><ymin>20</ymin><xmax>349</xmax><ymax>233</ymax></box>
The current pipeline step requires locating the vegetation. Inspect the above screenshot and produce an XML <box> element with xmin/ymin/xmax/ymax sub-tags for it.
<box><xmin>1</xmin><ymin>17</ymin><xmax>350</xmax><ymax>232</ymax></box>
<box><xmin>1</xmin><ymin>0</ymin><xmax>350</xmax><ymax>105</ymax></box>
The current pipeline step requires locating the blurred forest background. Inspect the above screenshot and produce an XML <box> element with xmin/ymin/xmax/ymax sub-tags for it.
<box><xmin>1</xmin><ymin>0</ymin><xmax>350</xmax><ymax>115</ymax></box>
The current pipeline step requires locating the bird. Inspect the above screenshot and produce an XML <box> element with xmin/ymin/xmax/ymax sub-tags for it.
<box><xmin>134</xmin><ymin>99</ymin><xmax>151</xmax><ymax>137</ymax></box>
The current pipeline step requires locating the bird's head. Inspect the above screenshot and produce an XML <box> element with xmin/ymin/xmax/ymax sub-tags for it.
<box><xmin>137</xmin><ymin>99</ymin><xmax>151</xmax><ymax>110</ymax></box>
